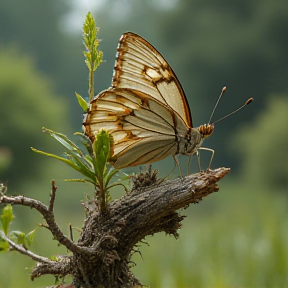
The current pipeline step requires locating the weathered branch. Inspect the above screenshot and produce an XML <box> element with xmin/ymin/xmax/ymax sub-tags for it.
<box><xmin>0</xmin><ymin>230</ymin><xmax>54</xmax><ymax>264</ymax></box>
<box><xmin>49</xmin><ymin>179</ymin><xmax>57</xmax><ymax>212</ymax></box>
<box><xmin>30</xmin><ymin>255</ymin><xmax>72</xmax><ymax>281</ymax></box>
<box><xmin>1</xmin><ymin>168</ymin><xmax>230</xmax><ymax>287</ymax></box>
<box><xmin>0</xmin><ymin>193</ymin><xmax>83</xmax><ymax>254</ymax></box>
<box><xmin>73</xmin><ymin>167</ymin><xmax>230</xmax><ymax>287</ymax></box>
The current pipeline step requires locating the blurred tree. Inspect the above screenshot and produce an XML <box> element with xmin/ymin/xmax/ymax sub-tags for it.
<box><xmin>232</xmin><ymin>96</ymin><xmax>288</xmax><ymax>193</ymax></box>
<box><xmin>0</xmin><ymin>47</ymin><xmax>69</xmax><ymax>191</ymax></box>
<box><xmin>0</xmin><ymin>0</ymin><xmax>86</xmax><ymax>128</ymax></box>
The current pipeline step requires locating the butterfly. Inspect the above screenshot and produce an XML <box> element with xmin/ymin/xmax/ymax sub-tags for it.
<box><xmin>83</xmin><ymin>32</ymin><xmax>250</xmax><ymax>170</ymax></box>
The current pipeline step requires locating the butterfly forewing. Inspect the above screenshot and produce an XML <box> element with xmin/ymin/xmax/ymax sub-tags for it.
<box><xmin>113</xmin><ymin>32</ymin><xmax>192</xmax><ymax>127</ymax></box>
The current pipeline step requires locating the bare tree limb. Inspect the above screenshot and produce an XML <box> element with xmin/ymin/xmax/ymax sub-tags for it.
<box><xmin>0</xmin><ymin>193</ymin><xmax>85</xmax><ymax>254</ymax></box>
<box><xmin>0</xmin><ymin>230</ymin><xmax>54</xmax><ymax>264</ymax></box>
<box><xmin>49</xmin><ymin>179</ymin><xmax>57</xmax><ymax>212</ymax></box>
<box><xmin>30</xmin><ymin>255</ymin><xmax>72</xmax><ymax>280</ymax></box>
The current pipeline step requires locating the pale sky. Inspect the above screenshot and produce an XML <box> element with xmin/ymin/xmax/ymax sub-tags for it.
<box><xmin>61</xmin><ymin>0</ymin><xmax>178</xmax><ymax>34</ymax></box>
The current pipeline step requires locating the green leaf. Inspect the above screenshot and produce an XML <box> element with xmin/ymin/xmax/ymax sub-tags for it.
<box><xmin>0</xmin><ymin>205</ymin><xmax>14</xmax><ymax>235</ymax></box>
<box><xmin>93</xmin><ymin>50</ymin><xmax>103</xmax><ymax>71</ymax></box>
<box><xmin>31</xmin><ymin>147</ymin><xmax>82</xmax><ymax>171</ymax></box>
<box><xmin>9</xmin><ymin>231</ymin><xmax>26</xmax><ymax>246</ymax></box>
<box><xmin>31</xmin><ymin>128</ymin><xmax>99</xmax><ymax>184</ymax></box>
<box><xmin>32</xmin><ymin>147</ymin><xmax>96</xmax><ymax>183</ymax></box>
<box><xmin>9</xmin><ymin>229</ymin><xmax>36</xmax><ymax>248</ymax></box>
<box><xmin>93</xmin><ymin>129</ymin><xmax>111</xmax><ymax>177</ymax></box>
<box><xmin>42</xmin><ymin>128</ymin><xmax>83</xmax><ymax>153</ymax></box>
<box><xmin>32</xmin><ymin>127</ymin><xmax>122</xmax><ymax>205</ymax></box>
<box><xmin>104</xmin><ymin>167</ymin><xmax>120</xmax><ymax>189</ymax></box>
<box><xmin>50</xmin><ymin>255</ymin><xmax>59</xmax><ymax>261</ymax></box>
<box><xmin>64</xmin><ymin>178</ymin><xmax>90</xmax><ymax>183</ymax></box>
<box><xmin>66</xmin><ymin>151</ymin><xmax>95</xmax><ymax>176</ymax></box>
<box><xmin>75</xmin><ymin>92</ymin><xmax>89</xmax><ymax>112</ymax></box>
<box><xmin>0</xmin><ymin>231</ymin><xmax>9</xmax><ymax>252</ymax></box>
<box><xmin>25</xmin><ymin>229</ymin><xmax>37</xmax><ymax>247</ymax></box>
<box><xmin>74</xmin><ymin>132</ymin><xmax>94</xmax><ymax>157</ymax></box>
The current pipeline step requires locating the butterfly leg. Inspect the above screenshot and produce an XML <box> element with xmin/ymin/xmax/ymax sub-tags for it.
<box><xmin>197</xmin><ymin>147</ymin><xmax>215</xmax><ymax>170</ymax></box>
<box><xmin>173</xmin><ymin>155</ymin><xmax>183</xmax><ymax>179</ymax></box>
<box><xmin>196</xmin><ymin>150</ymin><xmax>202</xmax><ymax>171</ymax></box>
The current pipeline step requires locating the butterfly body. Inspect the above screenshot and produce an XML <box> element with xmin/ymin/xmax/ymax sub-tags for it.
<box><xmin>177</xmin><ymin>125</ymin><xmax>212</xmax><ymax>156</ymax></box>
<box><xmin>83</xmin><ymin>32</ymin><xmax>214</xmax><ymax>169</ymax></box>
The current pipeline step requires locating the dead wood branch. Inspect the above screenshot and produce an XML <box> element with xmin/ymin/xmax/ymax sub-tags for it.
<box><xmin>0</xmin><ymin>167</ymin><xmax>230</xmax><ymax>288</ymax></box>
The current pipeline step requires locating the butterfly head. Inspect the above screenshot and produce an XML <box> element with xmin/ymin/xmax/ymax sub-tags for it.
<box><xmin>197</xmin><ymin>124</ymin><xmax>214</xmax><ymax>139</ymax></box>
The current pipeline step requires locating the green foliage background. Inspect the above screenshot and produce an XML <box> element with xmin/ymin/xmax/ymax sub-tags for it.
<box><xmin>0</xmin><ymin>48</ymin><xmax>68</xmax><ymax>186</ymax></box>
<box><xmin>0</xmin><ymin>0</ymin><xmax>287</xmax><ymax>287</ymax></box>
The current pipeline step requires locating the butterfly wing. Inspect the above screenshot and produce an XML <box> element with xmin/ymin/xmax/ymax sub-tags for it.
<box><xmin>113</xmin><ymin>32</ymin><xmax>193</xmax><ymax>127</ymax></box>
<box><xmin>83</xmin><ymin>88</ymin><xmax>188</xmax><ymax>168</ymax></box>
<box><xmin>83</xmin><ymin>32</ymin><xmax>192</xmax><ymax>168</ymax></box>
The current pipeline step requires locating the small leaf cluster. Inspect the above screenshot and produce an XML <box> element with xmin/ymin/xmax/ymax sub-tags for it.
<box><xmin>83</xmin><ymin>12</ymin><xmax>103</xmax><ymax>73</ymax></box>
<box><xmin>0</xmin><ymin>204</ymin><xmax>36</xmax><ymax>251</ymax></box>
<box><xmin>77</xmin><ymin>11</ymin><xmax>103</xmax><ymax>110</ymax></box>
<box><xmin>31</xmin><ymin>128</ymin><xmax>119</xmax><ymax>189</ymax></box>
<box><xmin>31</xmin><ymin>128</ymin><xmax>122</xmax><ymax>212</ymax></box>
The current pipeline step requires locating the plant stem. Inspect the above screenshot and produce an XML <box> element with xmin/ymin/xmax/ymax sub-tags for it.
<box><xmin>89</xmin><ymin>68</ymin><xmax>94</xmax><ymax>103</ymax></box>
<box><xmin>98</xmin><ymin>175</ymin><xmax>106</xmax><ymax>213</ymax></box>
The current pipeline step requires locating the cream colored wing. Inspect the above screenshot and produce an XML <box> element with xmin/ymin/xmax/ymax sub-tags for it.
<box><xmin>113</xmin><ymin>32</ymin><xmax>193</xmax><ymax>128</ymax></box>
<box><xmin>83</xmin><ymin>88</ymin><xmax>188</xmax><ymax>168</ymax></box>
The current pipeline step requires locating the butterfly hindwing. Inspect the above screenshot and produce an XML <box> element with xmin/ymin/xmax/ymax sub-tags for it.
<box><xmin>83</xmin><ymin>88</ymin><xmax>188</xmax><ymax>167</ymax></box>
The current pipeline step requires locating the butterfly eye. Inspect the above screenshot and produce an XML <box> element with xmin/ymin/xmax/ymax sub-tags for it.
<box><xmin>198</xmin><ymin>124</ymin><xmax>214</xmax><ymax>138</ymax></box>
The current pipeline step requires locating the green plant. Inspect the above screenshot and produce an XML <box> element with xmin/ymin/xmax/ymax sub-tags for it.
<box><xmin>0</xmin><ymin>12</ymin><xmax>228</xmax><ymax>288</ymax></box>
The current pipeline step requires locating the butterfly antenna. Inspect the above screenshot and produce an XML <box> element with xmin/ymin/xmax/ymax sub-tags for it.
<box><xmin>208</xmin><ymin>86</ymin><xmax>227</xmax><ymax>124</ymax></box>
<box><xmin>212</xmin><ymin>98</ymin><xmax>253</xmax><ymax>125</ymax></box>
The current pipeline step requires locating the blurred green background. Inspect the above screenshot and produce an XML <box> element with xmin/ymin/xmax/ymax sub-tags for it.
<box><xmin>0</xmin><ymin>0</ymin><xmax>288</xmax><ymax>287</ymax></box>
